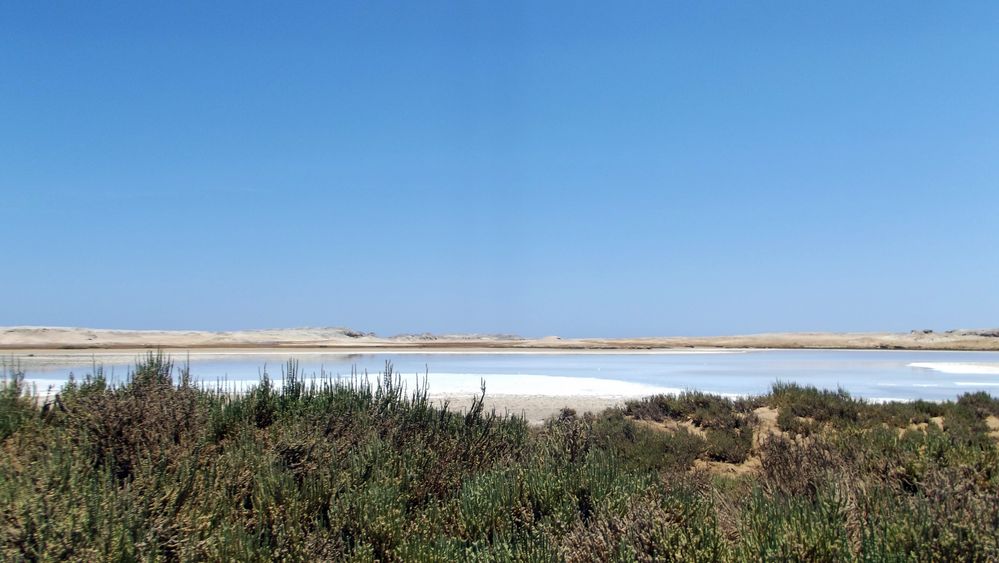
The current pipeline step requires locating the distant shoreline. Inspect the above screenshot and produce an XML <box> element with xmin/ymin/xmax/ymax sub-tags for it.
<box><xmin>3</xmin><ymin>326</ymin><xmax>999</xmax><ymax>352</ymax></box>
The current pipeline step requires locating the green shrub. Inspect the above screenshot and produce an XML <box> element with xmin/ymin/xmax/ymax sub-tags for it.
<box><xmin>956</xmin><ymin>391</ymin><xmax>999</xmax><ymax>418</ymax></box>
<box><xmin>562</xmin><ymin>484</ymin><xmax>728</xmax><ymax>562</ymax></box>
<box><xmin>740</xmin><ymin>488</ymin><xmax>852</xmax><ymax>561</ymax></box>
<box><xmin>626</xmin><ymin>391</ymin><xmax>739</xmax><ymax>429</ymax></box>
<box><xmin>591</xmin><ymin>410</ymin><xmax>706</xmax><ymax>472</ymax></box>
<box><xmin>0</xmin><ymin>363</ymin><xmax>34</xmax><ymax>440</ymax></box>
<box><xmin>705</xmin><ymin>427</ymin><xmax>753</xmax><ymax>463</ymax></box>
<box><xmin>869</xmin><ymin>399</ymin><xmax>944</xmax><ymax>427</ymax></box>
<box><xmin>768</xmin><ymin>382</ymin><xmax>861</xmax><ymax>426</ymax></box>
<box><xmin>776</xmin><ymin>407</ymin><xmax>818</xmax><ymax>436</ymax></box>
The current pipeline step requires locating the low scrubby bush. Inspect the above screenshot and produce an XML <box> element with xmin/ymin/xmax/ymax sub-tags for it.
<box><xmin>768</xmin><ymin>382</ymin><xmax>861</xmax><ymax>427</ymax></box>
<box><xmin>705</xmin><ymin>427</ymin><xmax>753</xmax><ymax>463</ymax></box>
<box><xmin>591</xmin><ymin>409</ymin><xmax>706</xmax><ymax>472</ymax></box>
<box><xmin>0</xmin><ymin>363</ymin><xmax>34</xmax><ymax>440</ymax></box>
<box><xmin>626</xmin><ymin>391</ymin><xmax>740</xmax><ymax>429</ymax></box>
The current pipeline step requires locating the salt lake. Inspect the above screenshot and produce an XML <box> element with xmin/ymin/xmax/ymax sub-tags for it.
<box><xmin>8</xmin><ymin>349</ymin><xmax>999</xmax><ymax>402</ymax></box>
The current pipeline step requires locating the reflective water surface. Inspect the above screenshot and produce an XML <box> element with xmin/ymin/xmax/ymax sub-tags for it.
<box><xmin>9</xmin><ymin>349</ymin><xmax>999</xmax><ymax>401</ymax></box>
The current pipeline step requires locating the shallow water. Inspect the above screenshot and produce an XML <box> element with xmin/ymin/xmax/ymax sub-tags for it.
<box><xmin>8</xmin><ymin>349</ymin><xmax>999</xmax><ymax>401</ymax></box>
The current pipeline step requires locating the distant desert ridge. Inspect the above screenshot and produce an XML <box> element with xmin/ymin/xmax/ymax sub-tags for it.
<box><xmin>2</xmin><ymin>326</ymin><xmax>998</xmax><ymax>351</ymax></box>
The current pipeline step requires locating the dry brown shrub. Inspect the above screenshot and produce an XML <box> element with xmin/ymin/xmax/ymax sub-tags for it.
<box><xmin>70</xmin><ymin>381</ymin><xmax>203</xmax><ymax>481</ymax></box>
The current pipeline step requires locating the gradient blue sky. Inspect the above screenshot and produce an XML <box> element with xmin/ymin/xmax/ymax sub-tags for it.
<box><xmin>2</xmin><ymin>2</ymin><xmax>997</xmax><ymax>337</ymax></box>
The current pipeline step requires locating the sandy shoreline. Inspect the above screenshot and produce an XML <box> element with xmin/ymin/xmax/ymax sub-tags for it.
<box><xmin>3</xmin><ymin>326</ymin><xmax>999</xmax><ymax>351</ymax></box>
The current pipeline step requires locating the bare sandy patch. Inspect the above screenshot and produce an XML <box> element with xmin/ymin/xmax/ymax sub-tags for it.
<box><xmin>986</xmin><ymin>415</ymin><xmax>999</xmax><ymax>441</ymax></box>
<box><xmin>752</xmin><ymin>407</ymin><xmax>781</xmax><ymax>446</ymax></box>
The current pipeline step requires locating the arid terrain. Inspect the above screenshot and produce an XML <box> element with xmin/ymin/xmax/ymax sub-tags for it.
<box><xmin>3</xmin><ymin>326</ymin><xmax>999</xmax><ymax>351</ymax></box>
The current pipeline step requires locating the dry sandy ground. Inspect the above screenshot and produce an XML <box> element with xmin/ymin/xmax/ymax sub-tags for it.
<box><xmin>3</xmin><ymin>326</ymin><xmax>999</xmax><ymax>351</ymax></box>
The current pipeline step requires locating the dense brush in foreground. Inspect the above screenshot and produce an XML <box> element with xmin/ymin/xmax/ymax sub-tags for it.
<box><xmin>2</xmin><ymin>354</ymin><xmax>999</xmax><ymax>561</ymax></box>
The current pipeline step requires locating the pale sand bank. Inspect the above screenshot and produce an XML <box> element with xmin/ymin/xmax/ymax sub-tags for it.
<box><xmin>3</xmin><ymin>326</ymin><xmax>999</xmax><ymax>351</ymax></box>
<box><xmin>0</xmin><ymin>347</ymin><xmax>738</xmax><ymax>367</ymax></box>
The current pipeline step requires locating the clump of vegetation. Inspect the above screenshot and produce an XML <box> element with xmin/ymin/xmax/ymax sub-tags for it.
<box><xmin>626</xmin><ymin>391</ymin><xmax>755</xmax><ymax>463</ymax></box>
<box><xmin>1</xmin><ymin>362</ymin><xmax>34</xmax><ymax>441</ymax></box>
<box><xmin>704</xmin><ymin>427</ymin><xmax>753</xmax><ymax>463</ymax></box>
<box><xmin>626</xmin><ymin>390</ymin><xmax>743</xmax><ymax>428</ymax></box>
<box><xmin>768</xmin><ymin>381</ymin><xmax>861</xmax><ymax>429</ymax></box>
<box><xmin>1</xmin><ymin>355</ymin><xmax>998</xmax><ymax>560</ymax></box>
<box><xmin>590</xmin><ymin>409</ymin><xmax>707</xmax><ymax>471</ymax></box>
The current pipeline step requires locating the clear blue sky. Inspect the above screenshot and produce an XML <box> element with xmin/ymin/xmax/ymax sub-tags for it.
<box><xmin>2</xmin><ymin>2</ymin><xmax>997</xmax><ymax>337</ymax></box>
